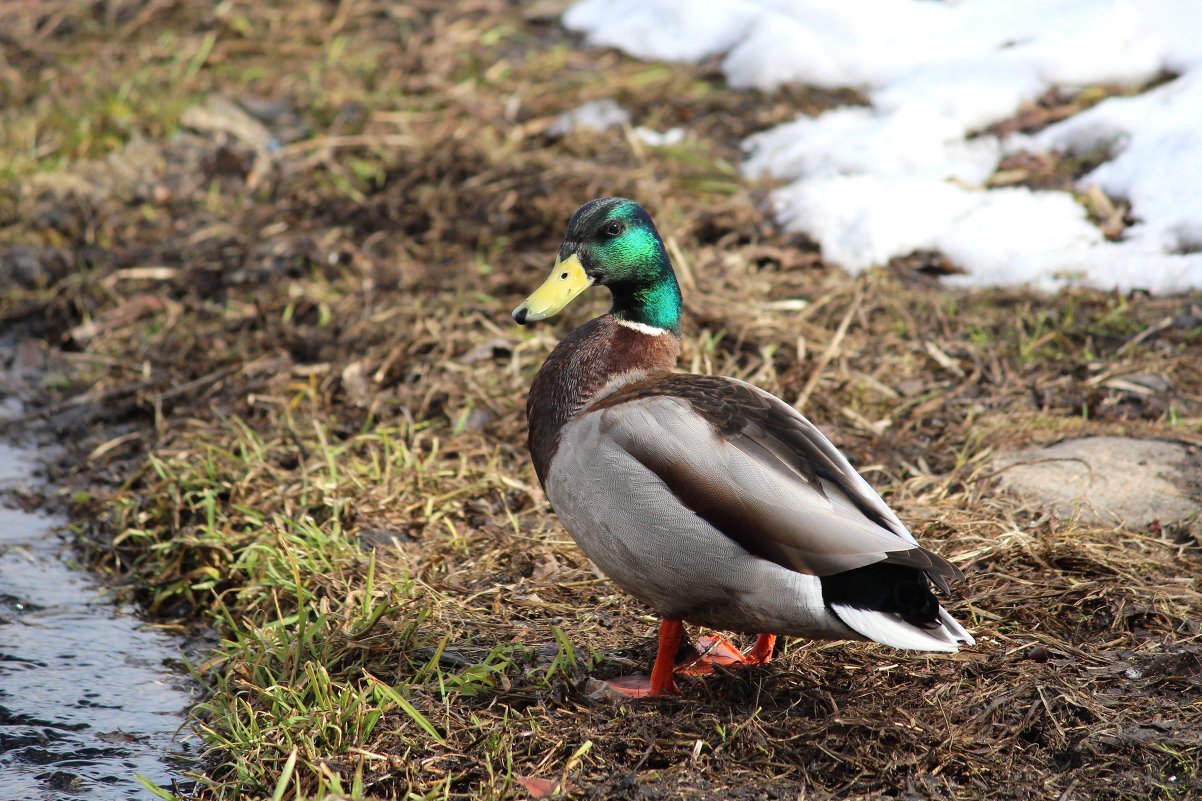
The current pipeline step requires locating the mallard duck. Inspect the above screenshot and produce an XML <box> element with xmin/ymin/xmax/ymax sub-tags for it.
<box><xmin>512</xmin><ymin>198</ymin><xmax>973</xmax><ymax>697</ymax></box>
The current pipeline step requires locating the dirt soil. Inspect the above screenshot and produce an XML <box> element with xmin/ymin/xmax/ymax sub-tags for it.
<box><xmin>2</xmin><ymin>2</ymin><xmax>1201</xmax><ymax>800</ymax></box>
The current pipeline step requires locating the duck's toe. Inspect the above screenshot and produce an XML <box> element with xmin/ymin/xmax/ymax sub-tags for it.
<box><xmin>676</xmin><ymin>632</ymin><xmax>779</xmax><ymax>675</ymax></box>
<box><xmin>585</xmin><ymin>673</ymin><xmax>680</xmax><ymax>699</ymax></box>
<box><xmin>676</xmin><ymin>633</ymin><xmax>750</xmax><ymax>676</ymax></box>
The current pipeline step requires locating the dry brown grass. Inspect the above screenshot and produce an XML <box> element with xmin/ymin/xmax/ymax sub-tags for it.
<box><xmin>2</xmin><ymin>2</ymin><xmax>1201</xmax><ymax>799</ymax></box>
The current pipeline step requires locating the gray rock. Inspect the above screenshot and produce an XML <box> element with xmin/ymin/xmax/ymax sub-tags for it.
<box><xmin>994</xmin><ymin>436</ymin><xmax>1201</xmax><ymax>527</ymax></box>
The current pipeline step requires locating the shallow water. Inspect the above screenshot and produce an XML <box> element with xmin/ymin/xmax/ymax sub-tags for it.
<box><xmin>0</xmin><ymin>432</ymin><xmax>194</xmax><ymax>799</ymax></box>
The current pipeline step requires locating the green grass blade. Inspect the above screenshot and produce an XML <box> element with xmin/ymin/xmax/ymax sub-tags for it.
<box><xmin>272</xmin><ymin>747</ymin><xmax>298</xmax><ymax>801</ymax></box>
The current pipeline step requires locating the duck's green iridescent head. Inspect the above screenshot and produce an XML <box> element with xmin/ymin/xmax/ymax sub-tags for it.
<box><xmin>512</xmin><ymin>197</ymin><xmax>682</xmax><ymax>333</ymax></box>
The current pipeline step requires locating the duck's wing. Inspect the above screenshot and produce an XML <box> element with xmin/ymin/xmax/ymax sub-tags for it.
<box><xmin>587</xmin><ymin>374</ymin><xmax>963</xmax><ymax>593</ymax></box>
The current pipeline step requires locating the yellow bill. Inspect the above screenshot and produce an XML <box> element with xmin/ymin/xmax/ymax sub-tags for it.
<box><xmin>511</xmin><ymin>254</ymin><xmax>593</xmax><ymax>325</ymax></box>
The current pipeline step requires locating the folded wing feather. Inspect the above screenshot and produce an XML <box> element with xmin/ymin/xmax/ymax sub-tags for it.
<box><xmin>589</xmin><ymin>374</ymin><xmax>962</xmax><ymax>591</ymax></box>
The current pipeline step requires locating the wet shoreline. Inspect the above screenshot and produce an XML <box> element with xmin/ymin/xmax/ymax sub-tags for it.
<box><xmin>0</xmin><ymin>409</ymin><xmax>195</xmax><ymax>800</ymax></box>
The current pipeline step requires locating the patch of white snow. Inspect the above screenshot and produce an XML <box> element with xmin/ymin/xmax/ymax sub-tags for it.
<box><xmin>565</xmin><ymin>0</ymin><xmax>1202</xmax><ymax>291</ymax></box>
<box><xmin>633</xmin><ymin>126</ymin><xmax>686</xmax><ymax>147</ymax></box>
<box><xmin>548</xmin><ymin>99</ymin><xmax>631</xmax><ymax>137</ymax></box>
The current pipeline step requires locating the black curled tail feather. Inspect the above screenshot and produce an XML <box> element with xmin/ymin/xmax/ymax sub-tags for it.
<box><xmin>820</xmin><ymin>563</ymin><xmax>943</xmax><ymax>630</ymax></box>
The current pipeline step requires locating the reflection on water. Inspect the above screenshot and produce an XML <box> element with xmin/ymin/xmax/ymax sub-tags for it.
<box><xmin>0</xmin><ymin>428</ymin><xmax>194</xmax><ymax>799</ymax></box>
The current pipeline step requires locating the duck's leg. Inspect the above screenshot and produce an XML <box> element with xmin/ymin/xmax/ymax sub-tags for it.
<box><xmin>746</xmin><ymin>633</ymin><xmax>777</xmax><ymax>664</ymax></box>
<box><xmin>601</xmin><ymin>619</ymin><xmax>682</xmax><ymax>697</ymax></box>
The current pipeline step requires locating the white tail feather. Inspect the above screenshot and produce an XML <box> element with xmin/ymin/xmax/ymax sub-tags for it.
<box><xmin>832</xmin><ymin>603</ymin><xmax>975</xmax><ymax>652</ymax></box>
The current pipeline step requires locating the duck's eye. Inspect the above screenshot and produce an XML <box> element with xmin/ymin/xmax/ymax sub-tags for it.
<box><xmin>604</xmin><ymin>220</ymin><xmax>624</xmax><ymax>237</ymax></box>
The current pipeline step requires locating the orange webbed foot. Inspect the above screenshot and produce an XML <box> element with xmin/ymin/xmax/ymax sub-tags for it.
<box><xmin>587</xmin><ymin>625</ymin><xmax>780</xmax><ymax>700</ymax></box>
<box><xmin>588</xmin><ymin>619</ymin><xmax>685</xmax><ymax>699</ymax></box>
<box><xmin>595</xmin><ymin>673</ymin><xmax>680</xmax><ymax>698</ymax></box>
<box><xmin>675</xmin><ymin>633</ymin><xmax>749</xmax><ymax>676</ymax></box>
<box><xmin>676</xmin><ymin>632</ymin><xmax>778</xmax><ymax>675</ymax></box>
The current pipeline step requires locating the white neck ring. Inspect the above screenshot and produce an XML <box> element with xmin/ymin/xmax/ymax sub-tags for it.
<box><xmin>615</xmin><ymin>318</ymin><xmax>670</xmax><ymax>336</ymax></box>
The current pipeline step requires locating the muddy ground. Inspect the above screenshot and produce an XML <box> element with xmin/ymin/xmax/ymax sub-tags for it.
<box><xmin>2</xmin><ymin>2</ymin><xmax>1201</xmax><ymax>799</ymax></box>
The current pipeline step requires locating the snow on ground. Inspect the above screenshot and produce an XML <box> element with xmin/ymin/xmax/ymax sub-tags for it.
<box><xmin>564</xmin><ymin>0</ymin><xmax>1202</xmax><ymax>292</ymax></box>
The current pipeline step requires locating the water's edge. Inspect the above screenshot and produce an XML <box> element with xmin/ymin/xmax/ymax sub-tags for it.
<box><xmin>0</xmin><ymin>401</ymin><xmax>195</xmax><ymax>800</ymax></box>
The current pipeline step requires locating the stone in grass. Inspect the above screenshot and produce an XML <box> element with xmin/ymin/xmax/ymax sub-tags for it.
<box><xmin>994</xmin><ymin>436</ymin><xmax>1201</xmax><ymax>528</ymax></box>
